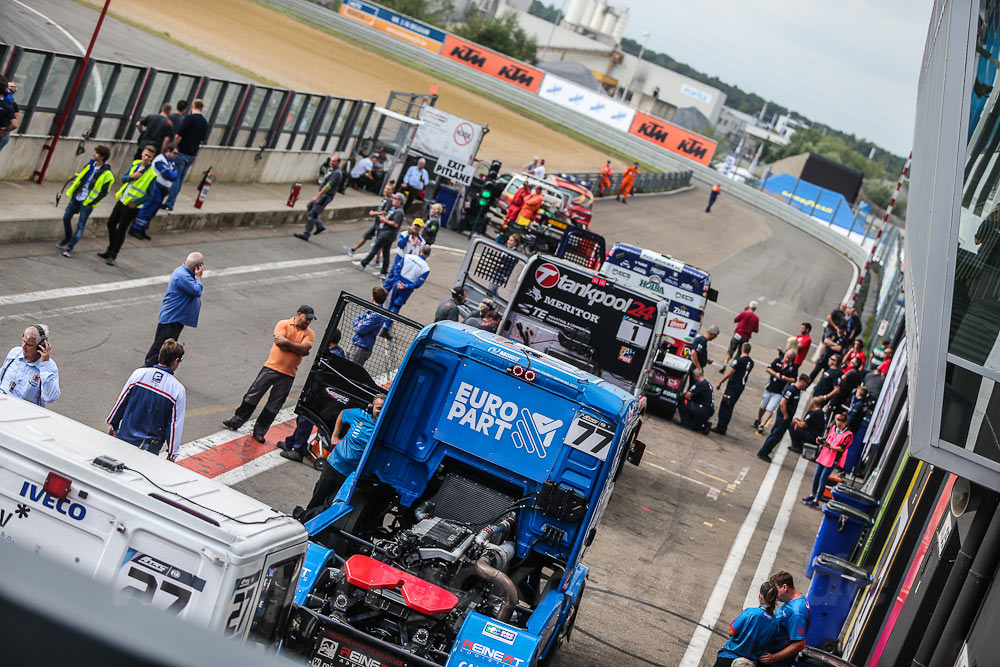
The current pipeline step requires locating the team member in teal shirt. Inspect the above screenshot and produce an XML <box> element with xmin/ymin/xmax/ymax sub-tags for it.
<box><xmin>760</xmin><ymin>571</ymin><xmax>811</xmax><ymax>666</ymax></box>
<box><xmin>715</xmin><ymin>581</ymin><xmax>780</xmax><ymax>666</ymax></box>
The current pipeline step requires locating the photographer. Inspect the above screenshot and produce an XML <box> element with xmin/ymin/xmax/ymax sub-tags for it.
<box><xmin>0</xmin><ymin>325</ymin><xmax>60</xmax><ymax>406</ymax></box>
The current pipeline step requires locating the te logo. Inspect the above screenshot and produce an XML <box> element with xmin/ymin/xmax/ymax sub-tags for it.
<box><xmin>535</xmin><ymin>263</ymin><xmax>560</xmax><ymax>288</ymax></box>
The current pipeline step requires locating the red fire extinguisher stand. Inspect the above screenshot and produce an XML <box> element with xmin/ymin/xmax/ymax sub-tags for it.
<box><xmin>287</xmin><ymin>182</ymin><xmax>301</xmax><ymax>207</ymax></box>
<box><xmin>194</xmin><ymin>168</ymin><xmax>214</xmax><ymax>209</ymax></box>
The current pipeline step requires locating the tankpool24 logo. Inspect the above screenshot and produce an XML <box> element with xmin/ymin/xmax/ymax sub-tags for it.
<box><xmin>446</xmin><ymin>382</ymin><xmax>562</xmax><ymax>459</ymax></box>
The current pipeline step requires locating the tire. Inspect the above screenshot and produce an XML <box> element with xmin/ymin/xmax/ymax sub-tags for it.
<box><xmin>313</xmin><ymin>458</ymin><xmax>327</xmax><ymax>471</ymax></box>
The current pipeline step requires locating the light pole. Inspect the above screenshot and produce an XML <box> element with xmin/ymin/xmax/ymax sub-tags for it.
<box><xmin>624</xmin><ymin>30</ymin><xmax>650</xmax><ymax>100</ymax></box>
<box><xmin>539</xmin><ymin>0</ymin><xmax>571</xmax><ymax>63</ymax></box>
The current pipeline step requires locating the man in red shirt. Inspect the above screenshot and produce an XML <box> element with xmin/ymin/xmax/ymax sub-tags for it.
<box><xmin>878</xmin><ymin>346</ymin><xmax>893</xmax><ymax>375</ymax></box>
<box><xmin>723</xmin><ymin>301</ymin><xmax>760</xmax><ymax>368</ymax></box>
<box><xmin>794</xmin><ymin>322</ymin><xmax>813</xmax><ymax>366</ymax></box>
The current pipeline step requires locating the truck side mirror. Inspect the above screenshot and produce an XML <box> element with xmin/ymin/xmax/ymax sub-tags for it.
<box><xmin>627</xmin><ymin>439</ymin><xmax>646</xmax><ymax>466</ymax></box>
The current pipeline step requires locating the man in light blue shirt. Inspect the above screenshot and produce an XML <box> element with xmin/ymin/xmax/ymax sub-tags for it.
<box><xmin>0</xmin><ymin>325</ymin><xmax>60</xmax><ymax>407</ymax></box>
<box><xmin>401</xmin><ymin>157</ymin><xmax>429</xmax><ymax>211</ymax></box>
<box><xmin>144</xmin><ymin>252</ymin><xmax>204</xmax><ymax>366</ymax></box>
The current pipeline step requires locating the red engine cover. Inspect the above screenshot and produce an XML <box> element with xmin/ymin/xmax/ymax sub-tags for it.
<box><xmin>344</xmin><ymin>554</ymin><xmax>459</xmax><ymax>615</ymax></box>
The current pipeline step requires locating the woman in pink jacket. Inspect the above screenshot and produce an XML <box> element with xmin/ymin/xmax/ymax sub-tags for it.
<box><xmin>802</xmin><ymin>412</ymin><xmax>853</xmax><ymax>507</ymax></box>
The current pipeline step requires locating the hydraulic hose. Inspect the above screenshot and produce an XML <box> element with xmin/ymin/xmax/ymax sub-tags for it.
<box><xmin>475</xmin><ymin>557</ymin><xmax>519</xmax><ymax>622</ymax></box>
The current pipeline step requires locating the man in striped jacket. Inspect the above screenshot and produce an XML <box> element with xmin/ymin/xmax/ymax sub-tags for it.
<box><xmin>108</xmin><ymin>339</ymin><xmax>187</xmax><ymax>462</ymax></box>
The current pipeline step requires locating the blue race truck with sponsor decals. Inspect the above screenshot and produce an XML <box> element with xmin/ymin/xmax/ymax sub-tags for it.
<box><xmin>283</xmin><ymin>317</ymin><xmax>643</xmax><ymax>667</ymax></box>
<box><xmin>598</xmin><ymin>243</ymin><xmax>717</xmax><ymax>419</ymax></box>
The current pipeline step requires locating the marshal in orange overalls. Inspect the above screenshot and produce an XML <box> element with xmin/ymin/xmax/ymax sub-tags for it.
<box><xmin>599</xmin><ymin>161</ymin><xmax>613</xmax><ymax>196</ymax></box>
<box><xmin>618</xmin><ymin>164</ymin><xmax>638</xmax><ymax>202</ymax></box>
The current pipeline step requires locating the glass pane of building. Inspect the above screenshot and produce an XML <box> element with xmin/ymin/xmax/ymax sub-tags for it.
<box><xmin>106</xmin><ymin>67</ymin><xmax>141</xmax><ymax>115</ymax></box>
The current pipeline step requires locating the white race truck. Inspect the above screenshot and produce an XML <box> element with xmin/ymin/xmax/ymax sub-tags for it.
<box><xmin>0</xmin><ymin>395</ymin><xmax>308</xmax><ymax>649</ymax></box>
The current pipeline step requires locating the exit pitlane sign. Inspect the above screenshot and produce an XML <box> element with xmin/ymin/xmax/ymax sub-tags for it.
<box><xmin>434</xmin><ymin>158</ymin><xmax>475</xmax><ymax>186</ymax></box>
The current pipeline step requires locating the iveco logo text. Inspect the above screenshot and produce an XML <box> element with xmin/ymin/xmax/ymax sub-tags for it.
<box><xmin>18</xmin><ymin>481</ymin><xmax>87</xmax><ymax>521</ymax></box>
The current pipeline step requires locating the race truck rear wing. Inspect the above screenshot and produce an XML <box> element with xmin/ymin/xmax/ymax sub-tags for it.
<box><xmin>295</xmin><ymin>292</ymin><xmax>424</xmax><ymax>447</ymax></box>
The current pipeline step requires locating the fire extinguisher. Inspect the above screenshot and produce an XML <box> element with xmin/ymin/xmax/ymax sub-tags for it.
<box><xmin>287</xmin><ymin>182</ymin><xmax>301</xmax><ymax>208</ymax></box>
<box><xmin>194</xmin><ymin>167</ymin><xmax>214</xmax><ymax>209</ymax></box>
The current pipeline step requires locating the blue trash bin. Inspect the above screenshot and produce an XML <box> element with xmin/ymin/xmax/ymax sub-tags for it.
<box><xmin>805</xmin><ymin>501</ymin><xmax>874</xmax><ymax>578</ymax></box>
<box><xmin>805</xmin><ymin>554</ymin><xmax>872</xmax><ymax>653</ymax></box>
<box><xmin>830</xmin><ymin>484</ymin><xmax>880</xmax><ymax>517</ymax></box>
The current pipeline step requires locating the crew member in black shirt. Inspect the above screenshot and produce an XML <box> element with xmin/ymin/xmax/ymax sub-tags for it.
<box><xmin>812</xmin><ymin>354</ymin><xmax>843</xmax><ymax>397</ymax></box>
<box><xmin>757</xmin><ymin>374</ymin><xmax>810</xmax><ymax>462</ymax></box>
<box><xmin>679</xmin><ymin>368</ymin><xmax>714</xmax><ymax>434</ymax></box>
<box><xmin>789</xmin><ymin>397</ymin><xmax>826</xmax><ymax>453</ymax></box>
<box><xmin>689</xmin><ymin>324</ymin><xmax>719</xmax><ymax>375</ymax></box>
<box><xmin>713</xmin><ymin>342</ymin><xmax>754</xmax><ymax>435</ymax></box>
<box><xmin>823</xmin><ymin>358</ymin><xmax>862</xmax><ymax>409</ymax></box>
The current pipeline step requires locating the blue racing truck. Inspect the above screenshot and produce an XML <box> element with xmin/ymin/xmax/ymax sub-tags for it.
<box><xmin>283</xmin><ymin>298</ymin><xmax>643</xmax><ymax>667</ymax></box>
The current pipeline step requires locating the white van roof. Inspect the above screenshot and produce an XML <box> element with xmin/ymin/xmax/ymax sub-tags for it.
<box><xmin>0</xmin><ymin>397</ymin><xmax>305</xmax><ymax>555</ymax></box>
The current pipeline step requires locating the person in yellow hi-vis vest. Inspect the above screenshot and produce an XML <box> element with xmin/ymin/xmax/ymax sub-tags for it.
<box><xmin>98</xmin><ymin>145</ymin><xmax>157</xmax><ymax>266</ymax></box>
<box><xmin>56</xmin><ymin>145</ymin><xmax>115</xmax><ymax>258</ymax></box>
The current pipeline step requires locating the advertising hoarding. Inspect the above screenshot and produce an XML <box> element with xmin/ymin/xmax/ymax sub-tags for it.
<box><xmin>339</xmin><ymin>0</ymin><xmax>446</xmax><ymax>52</ymax></box>
<box><xmin>441</xmin><ymin>35</ymin><xmax>544</xmax><ymax>93</ymax></box>
<box><xmin>628</xmin><ymin>111</ymin><xmax>716</xmax><ymax>165</ymax></box>
<box><xmin>536</xmin><ymin>73</ymin><xmax>636</xmax><ymax>133</ymax></box>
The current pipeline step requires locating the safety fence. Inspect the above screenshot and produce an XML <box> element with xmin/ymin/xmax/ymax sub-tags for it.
<box><xmin>559</xmin><ymin>170</ymin><xmax>693</xmax><ymax>195</ymax></box>
<box><xmin>0</xmin><ymin>43</ymin><xmax>376</xmax><ymax>154</ymax></box>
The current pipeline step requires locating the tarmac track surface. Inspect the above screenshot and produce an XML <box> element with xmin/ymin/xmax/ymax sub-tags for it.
<box><xmin>0</xmin><ymin>186</ymin><xmax>851</xmax><ymax>665</ymax></box>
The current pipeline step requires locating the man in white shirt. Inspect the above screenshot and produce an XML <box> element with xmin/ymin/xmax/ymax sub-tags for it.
<box><xmin>401</xmin><ymin>157</ymin><xmax>429</xmax><ymax>211</ymax></box>
<box><xmin>0</xmin><ymin>325</ymin><xmax>60</xmax><ymax>407</ymax></box>
<box><xmin>350</xmin><ymin>153</ymin><xmax>376</xmax><ymax>192</ymax></box>
<box><xmin>533</xmin><ymin>158</ymin><xmax>546</xmax><ymax>180</ymax></box>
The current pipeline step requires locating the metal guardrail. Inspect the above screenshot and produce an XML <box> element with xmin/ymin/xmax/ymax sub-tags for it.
<box><xmin>558</xmin><ymin>171</ymin><xmax>693</xmax><ymax>193</ymax></box>
<box><xmin>267</xmin><ymin>0</ymin><xmax>868</xmax><ymax>268</ymax></box>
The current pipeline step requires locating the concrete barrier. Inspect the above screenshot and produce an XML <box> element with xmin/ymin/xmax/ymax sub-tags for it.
<box><xmin>0</xmin><ymin>135</ymin><xmax>332</xmax><ymax>185</ymax></box>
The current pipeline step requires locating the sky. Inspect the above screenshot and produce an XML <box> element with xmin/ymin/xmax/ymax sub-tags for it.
<box><xmin>614</xmin><ymin>0</ymin><xmax>935</xmax><ymax>157</ymax></box>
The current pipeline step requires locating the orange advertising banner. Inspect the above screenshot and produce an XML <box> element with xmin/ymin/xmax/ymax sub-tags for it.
<box><xmin>628</xmin><ymin>112</ymin><xmax>716</xmax><ymax>165</ymax></box>
<box><xmin>441</xmin><ymin>35</ymin><xmax>544</xmax><ymax>94</ymax></box>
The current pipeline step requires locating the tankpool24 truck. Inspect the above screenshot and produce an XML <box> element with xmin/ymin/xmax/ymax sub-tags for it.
<box><xmin>284</xmin><ymin>319</ymin><xmax>644</xmax><ymax>666</ymax></box>
<box><xmin>598</xmin><ymin>243</ymin><xmax>717</xmax><ymax>419</ymax></box>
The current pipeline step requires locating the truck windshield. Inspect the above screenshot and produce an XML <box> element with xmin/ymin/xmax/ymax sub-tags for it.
<box><xmin>248</xmin><ymin>555</ymin><xmax>300</xmax><ymax>647</ymax></box>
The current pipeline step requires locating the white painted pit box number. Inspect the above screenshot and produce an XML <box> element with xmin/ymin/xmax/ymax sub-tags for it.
<box><xmin>565</xmin><ymin>412</ymin><xmax>616</xmax><ymax>461</ymax></box>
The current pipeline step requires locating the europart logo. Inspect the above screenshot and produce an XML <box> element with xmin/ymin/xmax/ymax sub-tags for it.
<box><xmin>535</xmin><ymin>263</ymin><xmax>560</xmax><ymax>288</ymax></box>
<box><xmin>446</xmin><ymin>382</ymin><xmax>562</xmax><ymax>459</ymax></box>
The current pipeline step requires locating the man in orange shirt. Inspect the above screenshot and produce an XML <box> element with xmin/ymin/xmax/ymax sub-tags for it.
<box><xmin>617</xmin><ymin>162</ymin><xmax>638</xmax><ymax>203</ymax></box>
<box><xmin>599</xmin><ymin>160</ymin><xmax>613</xmax><ymax>196</ymax></box>
<box><xmin>223</xmin><ymin>305</ymin><xmax>316</xmax><ymax>443</ymax></box>
<box><xmin>516</xmin><ymin>186</ymin><xmax>545</xmax><ymax>227</ymax></box>
<box><xmin>706</xmin><ymin>183</ymin><xmax>722</xmax><ymax>212</ymax></box>
<box><xmin>504</xmin><ymin>181</ymin><xmax>531</xmax><ymax>226</ymax></box>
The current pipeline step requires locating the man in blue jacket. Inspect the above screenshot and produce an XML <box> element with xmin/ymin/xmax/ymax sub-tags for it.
<box><xmin>144</xmin><ymin>252</ymin><xmax>204</xmax><ymax>367</ymax></box>
<box><xmin>385</xmin><ymin>244</ymin><xmax>431</xmax><ymax>315</ymax></box>
<box><xmin>108</xmin><ymin>339</ymin><xmax>186</xmax><ymax>462</ymax></box>
<box><xmin>348</xmin><ymin>286</ymin><xmax>389</xmax><ymax>367</ymax></box>
<box><xmin>130</xmin><ymin>143</ymin><xmax>179</xmax><ymax>240</ymax></box>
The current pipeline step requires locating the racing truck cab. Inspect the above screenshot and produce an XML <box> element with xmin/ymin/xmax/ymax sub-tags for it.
<box><xmin>599</xmin><ymin>243</ymin><xmax>717</xmax><ymax>418</ymax></box>
<box><xmin>283</xmin><ymin>322</ymin><xmax>642</xmax><ymax>667</ymax></box>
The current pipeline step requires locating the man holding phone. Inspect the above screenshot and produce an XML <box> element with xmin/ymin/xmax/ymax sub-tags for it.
<box><xmin>0</xmin><ymin>325</ymin><xmax>61</xmax><ymax>406</ymax></box>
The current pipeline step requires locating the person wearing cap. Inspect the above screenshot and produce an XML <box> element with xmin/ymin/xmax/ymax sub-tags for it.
<box><xmin>222</xmin><ymin>306</ymin><xmax>316</xmax><ymax>443</ymax></box>
<box><xmin>295</xmin><ymin>156</ymin><xmax>343</xmax><ymax>241</ymax></box>
<box><xmin>355</xmin><ymin>192</ymin><xmax>404</xmax><ymax>278</ymax></box>
<box><xmin>382</xmin><ymin>220</ymin><xmax>424</xmax><ymax>292</ymax></box>
<box><xmin>435</xmin><ymin>287</ymin><xmax>467</xmax><ymax>322</ymax></box>
<box><xmin>464</xmin><ymin>298</ymin><xmax>496</xmax><ymax>328</ymax></box>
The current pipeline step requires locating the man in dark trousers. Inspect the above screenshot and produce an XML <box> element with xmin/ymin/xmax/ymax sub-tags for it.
<box><xmin>143</xmin><ymin>252</ymin><xmax>204</xmax><ymax>367</ymax></box>
<box><xmin>713</xmin><ymin>342</ymin><xmax>754</xmax><ymax>435</ymax></box>
<box><xmin>295</xmin><ymin>155</ymin><xmax>343</xmax><ymax>241</ymax></box>
<box><xmin>789</xmin><ymin>397</ymin><xmax>826</xmax><ymax>453</ymax></box>
<box><xmin>706</xmin><ymin>183</ymin><xmax>721</xmax><ymax>212</ymax></box>
<box><xmin>98</xmin><ymin>145</ymin><xmax>157</xmax><ymax>266</ymax></box>
<box><xmin>295</xmin><ymin>394</ymin><xmax>386</xmax><ymax>521</ymax></box>
<box><xmin>757</xmin><ymin>374</ymin><xmax>810</xmax><ymax>462</ymax></box>
<box><xmin>355</xmin><ymin>193</ymin><xmax>404</xmax><ymax>278</ymax></box>
<box><xmin>812</xmin><ymin>354</ymin><xmax>843</xmax><ymax>400</ymax></box>
<box><xmin>164</xmin><ymin>98</ymin><xmax>209</xmax><ymax>211</ymax></box>
<box><xmin>678</xmin><ymin>368</ymin><xmax>714</xmax><ymax>434</ymax></box>
<box><xmin>223</xmin><ymin>306</ymin><xmax>316</xmax><ymax>443</ymax></box>
<box><xmin>134</xmin><ymin>103</ymin><xmax>174</xmax><ymax>158</ymax></box>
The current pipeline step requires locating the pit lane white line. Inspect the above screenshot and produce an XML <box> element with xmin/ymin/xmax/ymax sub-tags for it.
<box><xmin>679</xmin><ymin>442</ymin><xmax>792</xmax><ymax>666</ymax></box>
<box><xmin>647</xmin><ymin>462</ymin><xmax>721</xmax><ymax>500</ymax></box>
<box><xmin>0</xmin><ymin>255</ymin><xmax>358</xmax><ymax>306</ymax></box>
<box><xmin>10</xmin><ymin>0</ymin><xmax>104</xmax><ymax>105</ymax></box>
<box><xmin>740</xmin><ymin>453</ymin><xmax>809</xmax><ymax>610</ymax></box>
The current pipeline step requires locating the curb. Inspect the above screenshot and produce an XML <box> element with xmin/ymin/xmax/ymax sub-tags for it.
<box><xmin>0</xmin><ymin>203</ymin><xmax>374</xmax><ymax>244</ymax></box>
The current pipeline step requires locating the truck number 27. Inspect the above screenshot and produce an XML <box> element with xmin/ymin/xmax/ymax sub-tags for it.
<box><xmin>122</xmin><ymin>566</ymin><xmax>192</xmax><ymax>613</ymax></box>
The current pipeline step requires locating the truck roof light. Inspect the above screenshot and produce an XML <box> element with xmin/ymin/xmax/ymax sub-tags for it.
<box><xmin>43</xmin><ymin>471</ymin><xmax>72</xmax><ymax>500</ymax></box>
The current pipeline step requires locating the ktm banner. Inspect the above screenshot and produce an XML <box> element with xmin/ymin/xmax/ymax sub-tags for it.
<box><xmin>628</xmin><ymin>112</ymin><xmax>716</xmax><ymax>166</ymax></box>
<box><xmin>441</xmin><ymin>35</ymin><xmax>543</xmax><ymax>94</ymax></box>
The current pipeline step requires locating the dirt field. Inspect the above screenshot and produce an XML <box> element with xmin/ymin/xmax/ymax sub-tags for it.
<box><xmin>108</xmin><ymin>0</ymin><xmax>622</xmax><ymax>172</ymax></box>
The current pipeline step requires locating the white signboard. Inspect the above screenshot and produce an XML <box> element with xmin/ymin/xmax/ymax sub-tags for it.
<box><xmin>434</xmin><ymin>157</ymin><xmax>475</xmax><ymax>186</ymax></box>
<box><xmin>537</xmin><ymin>73</ymin><xmax>636</xmax><ymax>133</ymax></box>
<box><xmin>411</xmin><ymin>106</ymin><xmax>482</xmax><ymax>164</ymax></box>
<box><xmin>680</xmin><ymin>83</ymin><xmax>713</xmax><ymax>104</ymax></box>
